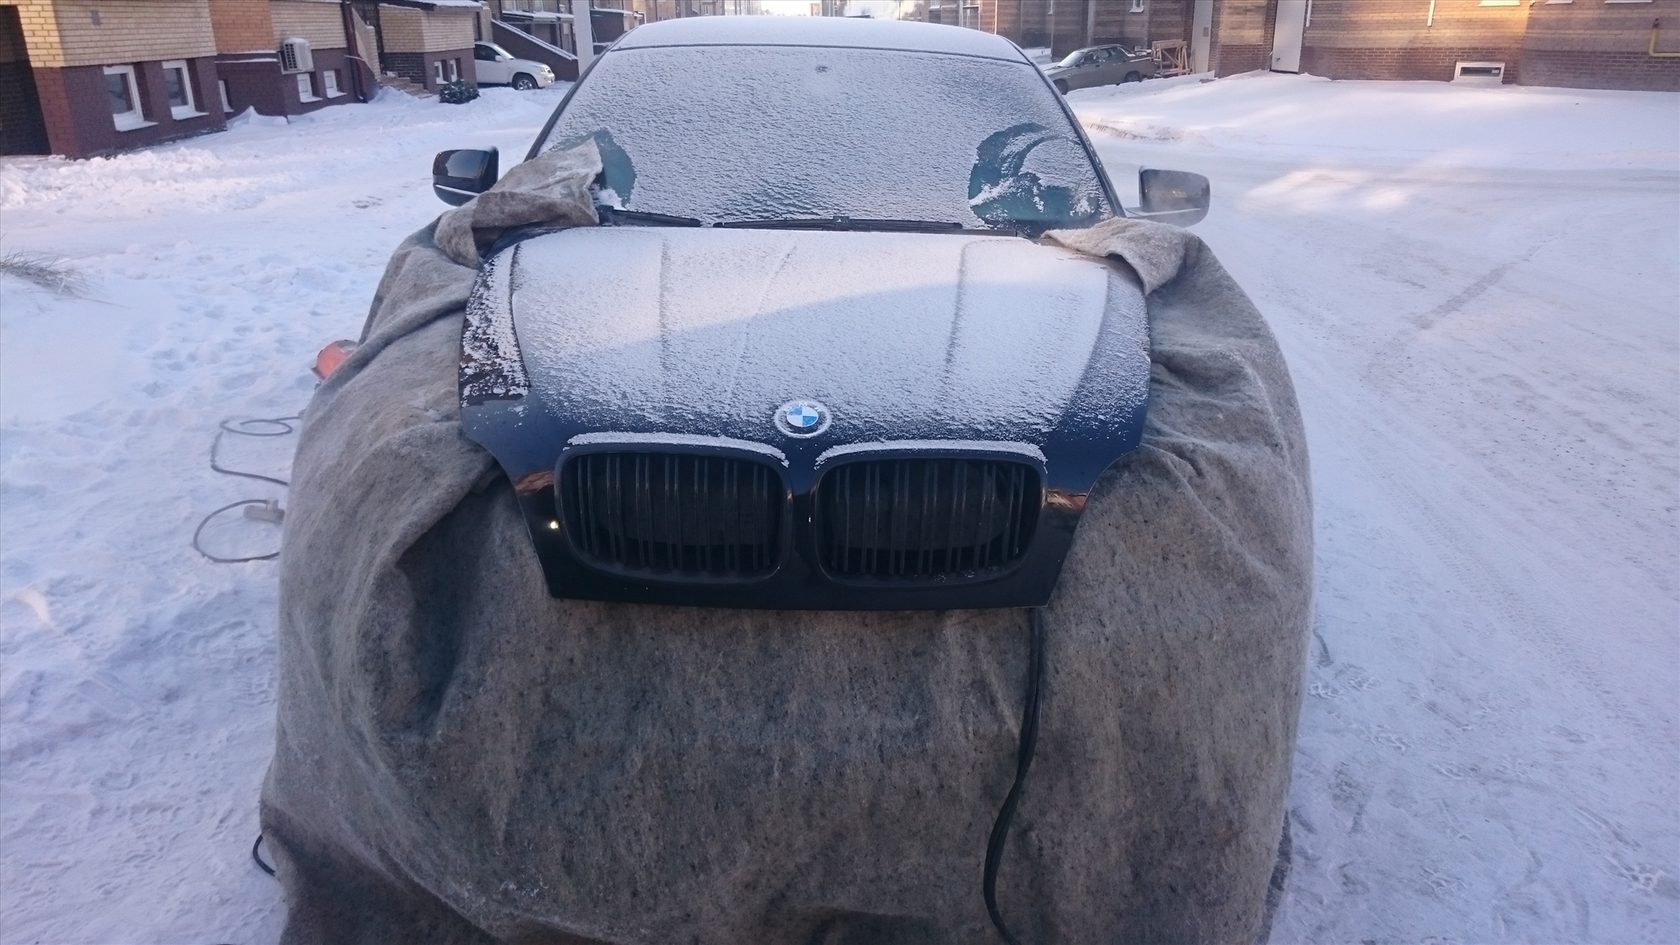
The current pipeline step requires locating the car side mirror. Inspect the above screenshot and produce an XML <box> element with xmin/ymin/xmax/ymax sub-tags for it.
<box><xmin>433</xmin><ymin>147</ymin><xmax>499</xmax><ymax>207</ymax></box>
<box><xmin>1134</xmin><ymin>168</ymin><xmax>1211</xmax><ymax>227</ymax></box>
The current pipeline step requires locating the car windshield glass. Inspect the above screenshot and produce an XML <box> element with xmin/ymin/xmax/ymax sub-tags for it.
<box><xmin>539</xmin><ymin>45</ymin><xmax>1112</xmax><ymax>233</ymax></box>
<box><xmin>1058</xmin><ymin>49</ymin><xmax>1092</xmax><ymax>67</ymax></box>
<box><xmin>485</xmin><ymin>43</ymin><xmax>512</xmax><ymax>59</ymax></box>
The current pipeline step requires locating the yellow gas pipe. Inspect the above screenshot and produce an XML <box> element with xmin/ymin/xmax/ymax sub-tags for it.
<box><xmin>1651</xmin><ymin>18</ymin><xmax>1680</xmax><ymax>58</ymax></box>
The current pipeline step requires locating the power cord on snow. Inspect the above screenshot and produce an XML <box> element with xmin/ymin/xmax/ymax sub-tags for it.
<box><xmin>251</xmin><ymin>833</ymin><xmax>276</xmax><ymax>877</ymax></box>
<box><xmin>984</xmin><ymin>607</ymin><xmax>1047</xmax><ymax>945</ymax></box>
<box><xmin>191</xmin><ymin>416</ymin><xmax>300</xmax><ymax>564</ymax></box>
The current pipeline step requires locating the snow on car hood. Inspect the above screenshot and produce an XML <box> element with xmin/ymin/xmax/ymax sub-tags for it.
<box><xmin>461</xmin><ymin>225</ymin><xmax>1150</xmax><ymax>484</ymax></box>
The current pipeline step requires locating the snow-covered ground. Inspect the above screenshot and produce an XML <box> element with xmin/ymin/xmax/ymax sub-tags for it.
<box><xmin>1</xmin><ymin>74</ymin><xmax>1675</xmax><ymax>943</ymax></box>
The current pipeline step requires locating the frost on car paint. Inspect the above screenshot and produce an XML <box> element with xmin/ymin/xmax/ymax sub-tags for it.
<box><xmin>493</xmin><ymin>226</ymin><xmax>1143</xmax><ymax>444</ymax></box>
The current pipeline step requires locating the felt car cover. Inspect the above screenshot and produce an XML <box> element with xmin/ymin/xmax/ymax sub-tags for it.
<box><xmin>261</xmin><ymin>143</ymin><xmax>1313</xmax><ymax>945</ymax></box>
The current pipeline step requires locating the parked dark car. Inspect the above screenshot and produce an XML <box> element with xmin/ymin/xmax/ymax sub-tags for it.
<box><xmin>1044</xmin><ymin>43</ymin><xmax>1158</xmax><ymax>93</ymax></box>
<box><xmin>433</xmin><ymin>16</ymin><xmax>1209</xmax><ymax>612</ymax></box>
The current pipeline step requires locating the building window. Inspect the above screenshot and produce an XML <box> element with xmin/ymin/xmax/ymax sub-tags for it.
<box><xmin>103</xmin><ymin>65</ymin><xmax>149</xmax><ymax>131</ymax></box>
<box><xmin>1130</xmin><ymin>0</ymin><xmax>1145</xmax><ymax>10</ymax></box>
<box><xmin>297</xmin><ymin>72</ymin><xmax>320</xmax><ymax>102</ymax></box>
<box><xmin>323</xmin><ymin>69</ymin><xmax>343</xmax><ymax>98</ymax></box>
<box><xmin>161</xmin><ymin>60</ymin><xmax>203</xmax><ymax>120</ymax></box>
<box><xmin>434</xmin><ymin>60</ymin><xmax>446</xmax><ymax>84</ymax></box>
<box><xmin>447</xmin><ymin>58</ymin><xmax>460</xmax><ymax>82</ymax></box>
<box><xmin>219</xmin><ymin>79</ymin><xmax>233</xmax><ymax>113</ymax></box>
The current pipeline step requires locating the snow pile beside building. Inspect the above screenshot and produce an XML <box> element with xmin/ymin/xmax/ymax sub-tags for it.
<box><xmin>1074</xmin><ymin>71</ymin><xmax>1680</xmax><ymax>171</ymax></box>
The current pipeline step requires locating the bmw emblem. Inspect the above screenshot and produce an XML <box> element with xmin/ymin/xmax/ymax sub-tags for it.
<box><xmin>775</xmin><ymin>400</ymin><xmax>831</xmax><ymax>438</ymax></box>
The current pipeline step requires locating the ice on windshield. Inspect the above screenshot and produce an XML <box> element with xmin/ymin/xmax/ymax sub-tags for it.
<box><xmin>539</xmin><ymin>45</ymin><xmax>1111</xmax><ymax>232</ymax></box>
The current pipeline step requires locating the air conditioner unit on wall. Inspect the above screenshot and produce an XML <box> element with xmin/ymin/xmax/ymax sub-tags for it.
<box><xmin>279</xmin><ymin>37</ymin><xmax>315</xmax><ymax>74</ymax></box>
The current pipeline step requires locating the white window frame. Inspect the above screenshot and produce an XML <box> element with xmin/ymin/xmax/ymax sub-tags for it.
<box><xmin>296</xmin><ymin>71</ymin><xmax>320</xmax><ymax>103</ymax></box>
<box><xmin>434</xmin><ymin>60</ymin><xmax>446</xmax><ymax>84</ymax></box>
<box><xmin>447</xmin><ymin>58</ymin><xmax>460</xmax><ymax>82</ymax></box>
<box><xmin>322</xmin><ymin>69</ymin><xmax>343</xmax><ymax>98</ymax></box>
<box><xmin>219</xmin><ymin>78</ymin><xmax>233</xmax><ymax>113</ymax></box>
<box><xmin>1130</xmin><ymin>0</ymin><xmax>1145</xmax><ymax>11</ymax></box>
<box><xmin>160</xmin><ymin>60</ymin><xmax>204</xmax><ymax>120</ymax></box>
<box><xmin>102</xmin><ymin>64</ymin><xmax>150</xmax><ymax>131</ymax></box>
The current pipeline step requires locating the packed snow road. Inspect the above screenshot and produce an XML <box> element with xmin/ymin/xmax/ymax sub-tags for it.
<box><xmin>1</xmin><ymin>76</ymin><xmax>1675</xmax><ymax>944</ymax></box>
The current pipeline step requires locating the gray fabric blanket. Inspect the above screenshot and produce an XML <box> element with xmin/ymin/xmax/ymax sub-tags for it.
<box><xmin>262</xmin><ymin>147</ymin><xmax>1313</xmax><ymax>945</ymax></box>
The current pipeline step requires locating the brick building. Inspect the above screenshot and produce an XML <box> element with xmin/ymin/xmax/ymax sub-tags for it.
<box><xmin>910</xmin><ymin>0</ymin><xmax>1679</xmax><ymax>92</ymax></box>
<box><xmin>0</xmin><ymin>0</ymin><xmax>491</xmax><ymax>157</ymax></box>
<box><xmin>211</xmin><ymin>0</ymin><xmax>373</xmax><ymax>119</ymax></box>
<box><xmin>0</xmin><ymin>0</ymin><xmax>226</xmax><ymax>157</ymax></box>
<box><xmin>351</xmin><ymin>0</ymin><xmax>480</xmax><ymax>92</ymax></box>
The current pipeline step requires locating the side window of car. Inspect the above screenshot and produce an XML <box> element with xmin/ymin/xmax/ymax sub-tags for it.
<box><xmin>475</xmin><ymin>45</ymin><xmax>496</xmax><ymax>62</ymax></box>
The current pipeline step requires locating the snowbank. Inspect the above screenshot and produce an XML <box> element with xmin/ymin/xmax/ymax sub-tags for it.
<box><xmin>1074</xmin><ymin>71</ymin><xmax>1680</xmax><ymax>171</ymax></box>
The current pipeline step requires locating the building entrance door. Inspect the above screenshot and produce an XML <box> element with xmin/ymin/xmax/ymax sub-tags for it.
<box><xmin>1191</xmin><ymin>0</ymin><xmax>1213</xmax><ymax>73</ymax></box>
<box><xmin>1270</xmin><ymin>0</ymin><xmax>1309</xmax><ymax>73</ymax></box>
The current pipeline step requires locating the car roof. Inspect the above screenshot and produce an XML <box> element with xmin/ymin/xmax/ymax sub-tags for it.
<box><xmin>612</xmin><ymin>15</ymin><xmax>1029</xmax><ymax>63</ymax></box>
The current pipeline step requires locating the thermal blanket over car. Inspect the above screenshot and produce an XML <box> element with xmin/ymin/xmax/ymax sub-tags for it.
<box><xmin>262</xmin><ymin>143</ymin><xmax>1313</xmax><ymax>945</ymax></box>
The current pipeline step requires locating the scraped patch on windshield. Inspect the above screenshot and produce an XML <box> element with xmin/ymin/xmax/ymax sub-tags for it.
<box><xmin>969</xmin><ymin>123</ymin><xmax>1103</xmax><ymax>228</ymax></box>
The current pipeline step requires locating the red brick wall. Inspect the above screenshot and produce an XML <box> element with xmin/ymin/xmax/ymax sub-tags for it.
<box><xmin>1521</xmin><ymin>0</ymin><xmax>1680</xmax><ymax>92</ymax></box>
<box><xmin>1299</xmin><ymin>44</ymin><xmax>1521</xmax><ymax>83</ymax></box>
<box><xmin>1521</xmin><ymin>47</ymin><xmax>1680</xmax><ymax>93</ymax></box>
<box><xmin>1292</xmin><ymin>0</ymin><xmax>1526</xmax><ymax>82</ymax></box>
<box><xmin>220</xmin><ymin>45</ymin><xmax>357</xmax><ymax>117</ymax></box>
<box><xmin>1212</xmin><ymin>0</ymin><xmax>1274</xmax><ymax>76</ymax></box>
<box><xmin>35</xmin><ymin>56</ymin><xmax>226</xmax><ymax>157</ymax></box>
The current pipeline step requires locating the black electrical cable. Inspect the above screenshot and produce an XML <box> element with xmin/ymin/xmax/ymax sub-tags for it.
<box><xmin>192</xmin><ymin>500</ymin><xmax>283</xmax><ymax>563</ymax></box>
<box><xmin>251</xmin><ymin>833</ymin><xmax>275</xmax><ymax>876</ymax></box>
<box><xmin>192</xmin><ymin>416</ymin><xmax>301</xmax><ymax>564</ymax></box>
<box><xmin>210</xmin><ymin>416</ymin><xmax>299</xmax><ymax>488</ymax></box>
<box><xmin>984</xmin><ymin>606</ymin><xmax>1047</xmax><ymax>945</ymax></box>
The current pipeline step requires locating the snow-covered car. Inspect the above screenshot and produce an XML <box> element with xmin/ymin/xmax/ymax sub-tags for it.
<box><xmin>431</xmin><ymin>16</ymin><xmax>1210</xmax><ymax>610</ymax></box>
<box><xmin>472</xmin><ymin>41</ymin><xmax>556</xmax><ymax>90</ymax></box>
<box><xmin>1045</xmin><ymin>43</ymin><xmax>1157</xmax><ymax>93</ymax></box>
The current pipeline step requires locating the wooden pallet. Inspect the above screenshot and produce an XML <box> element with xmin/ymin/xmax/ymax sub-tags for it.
<box><xmin>1153</xmin><ymin>39</ymin><xmax>1189</xmax><ymax>77</ymax></box>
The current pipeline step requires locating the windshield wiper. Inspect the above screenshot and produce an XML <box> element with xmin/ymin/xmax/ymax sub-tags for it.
<box><xmin>716</xmin><ymin>216</ymin><xmax>974</xmax><ymax>234</ymax></box>
<box><xmin>597</xmin><ymin>208</ymin><xmax>703</xmax><ymax>227</ymax></box>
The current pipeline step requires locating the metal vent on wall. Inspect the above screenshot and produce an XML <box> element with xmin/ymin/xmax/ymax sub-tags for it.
<box><xmin>560</xmin><ymin>452</ymin><xmax>785</xmax><ymax>581</ymax></box>
<box><xmin>815</xmin><ymin>457</ymin><xmax>1039</xmax><ymax>584</ymax></box>
<box><xmin>1453</xmin><ymin>61</ymin><xmax>1505</xmax><ymax>83</ymax></box>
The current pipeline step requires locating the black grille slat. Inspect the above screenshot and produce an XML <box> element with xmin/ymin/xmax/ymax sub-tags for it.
<box><xmin>816</xmin><ymin>457</ymin><xmax>1039</xmax><ymax>584</ymax></box>
<box><xmin>560</xmin><ymin>451</ymin><xmax>782</xmax><ymax>580</ymax></box>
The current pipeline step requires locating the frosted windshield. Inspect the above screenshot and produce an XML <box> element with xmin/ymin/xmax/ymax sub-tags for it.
<box><xmin>539</xmin><ymin>46</ymin><xmax>1113</xmax><ymax>232</ymax></box>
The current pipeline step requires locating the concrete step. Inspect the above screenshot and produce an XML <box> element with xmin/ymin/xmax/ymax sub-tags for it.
<box><xmin>379</xmin><ymin>74</ymin><xmax>435</xmax><ymax>98</ymax></box>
